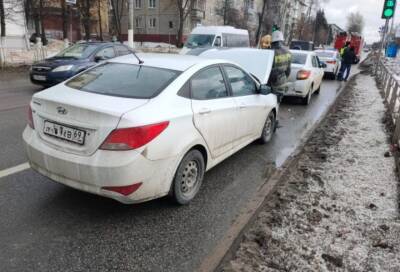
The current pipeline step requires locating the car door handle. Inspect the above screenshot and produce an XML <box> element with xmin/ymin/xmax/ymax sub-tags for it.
<box><xmin>239</xmin><ymin>104</ymin><xmax>247</xmax><ymax>109</ymax></box>
<box><xmin>199</xmin><ymin>108</ymin><xmax>211</xmax><ymax>115</ymax></box>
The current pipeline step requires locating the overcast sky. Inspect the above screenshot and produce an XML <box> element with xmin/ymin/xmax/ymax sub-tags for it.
<box><xmin>321</xmin><ymin>0</ymin><xmax>400</xmax><ymax>43</ymax></box>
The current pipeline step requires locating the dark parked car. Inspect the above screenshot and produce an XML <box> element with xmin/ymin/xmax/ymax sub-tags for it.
<box><xmin>30</xmin><ymin>42</ymin><xmax>132</xmax><ymax>87</ymax></box>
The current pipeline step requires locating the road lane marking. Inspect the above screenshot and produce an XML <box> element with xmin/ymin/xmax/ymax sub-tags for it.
<box><xmin>0</xmin><ymin>163</ymin><xmax>30</xmax><ymax>179</ymax></box>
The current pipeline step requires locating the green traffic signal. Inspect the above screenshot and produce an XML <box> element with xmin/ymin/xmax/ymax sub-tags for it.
<box><xmin>382</xmin><ymin>0</ymin><xmax>397</xmax><ymax>19</ymax></box>
<box><xmin>384</xmin><ymin>8</ymin><xmax>394</xmax><ymax>17</ymax></box>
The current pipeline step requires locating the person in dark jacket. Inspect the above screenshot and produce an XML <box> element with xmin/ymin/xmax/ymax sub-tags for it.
<box><xmin>268</xmin><ymin>30</ymin><xmax>292</xmax><ymax>91</ymax></box>
<box><xmin>338</xmin><ymin>47</ymin><xmax>356</xmax><ymax>81</ymax></box>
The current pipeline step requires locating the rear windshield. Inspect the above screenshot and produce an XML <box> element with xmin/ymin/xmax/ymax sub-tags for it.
<box><xmin>55</xmin><ymin>43</ymin><xmax>98</xmax><ymax>59</ymax></box>
<box><xmin>315</xmin><ymin>51</ymin><xmax>335</xmax><ymax>58</ymax></box>
<box><xmin>185</xmin><ymin>34</ymin><xmax>215</xmax><ymax>48</ymax></box>
<box><xmin>291</xmin><ymin>53</ymin><xmax>307</xmax><ymax>65</ymax></box>
<box><xmin>66</xmin><ymin>63</ymin><xmax>181</xmax><ymax>99</ymax></box>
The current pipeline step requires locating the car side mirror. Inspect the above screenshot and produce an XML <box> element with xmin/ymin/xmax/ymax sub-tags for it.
<box><xmin>259</xmin><ymin>84</ymin><xmax>272</xmax><ymax>95</ymax></box>
<box><xmin>320</xmin><ymin>62</ymin><xmax>327</xmax><ymax>68</ymax></box>
<box><xmin>94</xmin><ymin>55</ymin><xmax>106</xmax><ymax>62</ymax></box>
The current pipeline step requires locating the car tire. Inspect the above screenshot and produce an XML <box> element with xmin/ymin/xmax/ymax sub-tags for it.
<box><xmin>259</xmin><ymin>111</ymin><xmax>276</xmax><ymax>144</ymax></box>
<box><xmin>301</xmin><ymin>86</ymin><xmax>313</xmax><ymax>105</ymax></box>
<box><xmin>315</xmin><ymin>84</ymin><xmax>321</xmax><ymax>95</ymax></box>
<box><xmin>172</xmin><ymin>150</ymin><xmax>205</xmax><ymax>205</ymax></box>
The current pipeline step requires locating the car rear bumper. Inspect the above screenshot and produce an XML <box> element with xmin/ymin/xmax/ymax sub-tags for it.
<box><xmin>23</xmin><ymin>126</ymin><xmax>176</xmax><ymax>204</ymax></box>
<box><xmin>284</xmin><ymin>81</ymin><xmax>309</xmax><ymax>97</ymax></box>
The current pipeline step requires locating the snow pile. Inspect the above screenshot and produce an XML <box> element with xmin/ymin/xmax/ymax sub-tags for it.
<box><xmin>224</xmin><ymin>73</ymin><xmax>400</xmax><ymax>271</ymax></box>
<box><xmin>383</xmin><ymin>56</ymin><xmax>400</xmax><ymax>82</ymax></box>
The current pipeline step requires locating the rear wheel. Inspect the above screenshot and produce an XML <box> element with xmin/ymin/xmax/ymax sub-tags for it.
<box><xmin>259</xmin><ymin>111</ymin><xmax>276</xmax><ymax>144</ymax></box>
<box><xmin>172</xmin><ymin>150</ymin><xmax>205</xmax><ymax>205</ymax></box>
<box><xmin>301</xmin><ymin>86</ymin><xmax>313</xmax><ymax>105</ymax></box>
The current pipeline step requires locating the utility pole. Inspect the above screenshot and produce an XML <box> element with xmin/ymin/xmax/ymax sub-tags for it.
<box><xmin>128</xmin><ymin>0</ymin><xmax>135</xmax><ymax>48</ymax></box>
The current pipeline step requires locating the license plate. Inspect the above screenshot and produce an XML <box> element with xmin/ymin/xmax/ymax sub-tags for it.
<box><xmin>43</xmin><ymin>121</ymin><xmax>86</xmax><ymax>145</ymax></box>
<box><xmin>33</xmin><ymin>75</ymin><xmax>46</xmax><ymax>81</ymax></box>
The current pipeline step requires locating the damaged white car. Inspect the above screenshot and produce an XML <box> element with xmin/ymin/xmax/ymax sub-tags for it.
<box><xmin>23</xmin><ymin>50</ymin><xmax>278</xmax><ymax>204</ymax></box>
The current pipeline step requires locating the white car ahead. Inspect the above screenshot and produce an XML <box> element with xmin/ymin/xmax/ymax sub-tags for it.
<box><xmin>315</xmin><ymin>49</ymin><xmax>341</xmax><ymax>79</ymax></box>
<box><xmin>23</xmin><ymin>50</ymin><xmax>278</xmax><ymax>205</ymax></box>
<box><xmin>286</xmin><ymin>50</ymin><xmax>325</xmax><ymax>105</ymax></box>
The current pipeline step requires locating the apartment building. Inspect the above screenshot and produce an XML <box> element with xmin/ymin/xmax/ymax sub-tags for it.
<box><xmin>114</xmin><ymin>0</ymin><xmax>265</xmax><ymax>45</ymax></box>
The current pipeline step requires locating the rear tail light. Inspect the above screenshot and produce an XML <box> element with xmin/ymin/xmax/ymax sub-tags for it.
<box><xmin>102</xmin><ymin>182</ymin><xmax>142</xmax><ymax>196</ymax></box>
<box><xmin>297</xmin><ymin>70</ymin><xmax>311</xmax><ymax>80</ymax></box>
<box><xmin>326</xmin><ymin>60</ymin><xmax>336</xmax><ymax>64</ymax></box>
<box><xmin>28</xmin><ymin>105</ymin><xmax>35</xmax><ymax>129</ymax></box>
<box><xmin>100</xmin><ymin>121</ymin><xmax>169</xmax><ymax>150</ymax></box>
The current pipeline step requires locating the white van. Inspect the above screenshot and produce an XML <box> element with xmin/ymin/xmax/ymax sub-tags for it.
<box><xmin>180</xmin><ymin>26</ymin><xmax>250</xmax><ymax>54</ymax></box>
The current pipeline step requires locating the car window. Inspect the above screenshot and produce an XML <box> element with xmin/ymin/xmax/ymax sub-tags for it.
<box><xmin>291</xmin><ymin>53</ymin><xmax>307</xmax><ymax>64</ymax></box>
<box><xmin>96</xmin><ymin>47</ymin><xmax>116</xmax><ymax>59</ymax></box>
<box><xmin>115</xmin><ymin>45</ymin><xmax>131</xmax><ymax>56</ymax></box>
<box><xmin>66</xmin><ymin>63</ymin><xmax>180</xmax><ymax>99</ymax></box>
<box><xmin>191</xmin><ymin>67</ymin><xmax>228</xmax><ymax>100</ymax></box>
<box><xmin>224</xmin><ymin>66</ymin><xmax>257</xmax><ymax>96</ymax></box>
<box><xmin>315</xmin><ymin>51</ymin><xmax>334</xmax><ymax>58</ymax></box>
<box><xmin>312</xmin><ymin>56</ymin><xmax>319</xmax><ymax>68</ymax></box>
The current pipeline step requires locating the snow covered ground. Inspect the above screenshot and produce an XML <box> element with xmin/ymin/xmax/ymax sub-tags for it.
<box><xmin>224</xmin><ymin>71</ymin><xmax>400</xmax><ymax>271</ymax></box>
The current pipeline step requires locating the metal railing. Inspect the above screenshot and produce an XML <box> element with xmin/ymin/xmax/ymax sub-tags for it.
<box><xmin>375</xmin><ymin>55</ymin><xmax>400</xmax><ymax>144</ymax></box>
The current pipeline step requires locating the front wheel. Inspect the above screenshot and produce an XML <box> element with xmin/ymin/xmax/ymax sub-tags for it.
<box><xmin>172</xmin><ymin>150</ymin><xmax>205</xmax><ymax>205</ymax></box>
<box><xmin>259</xmin><ymin>111</ymin><xmax>276</xmax><ymax>144</ymax></box>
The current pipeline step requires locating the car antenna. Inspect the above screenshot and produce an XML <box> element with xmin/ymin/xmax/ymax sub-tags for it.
<box><xmin>131</xmin><ymin>51</ymin><xmax>144</xmax><ymax>64</ymax></box>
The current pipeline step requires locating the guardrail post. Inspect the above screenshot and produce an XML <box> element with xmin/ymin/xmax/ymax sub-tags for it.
<box><xmin>389</xmin><ymin>83</ymin><xmax>399</xmax><ymax>114</ymax></box>
<box><xmin>385</xmin><ymin>77</ymin><xmax>393</xmax><ymax>102</ymax></box>
<box><xmin>393</xmin><ymin>112</ymin><xmax>400</xmax><ymax>144</ymax></box>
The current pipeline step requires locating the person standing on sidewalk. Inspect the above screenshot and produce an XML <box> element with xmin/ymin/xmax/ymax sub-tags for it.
<box><xmin>338</xmin><ymin>47</ymin><xmax>356</xmax><ymax>81</ymax></box>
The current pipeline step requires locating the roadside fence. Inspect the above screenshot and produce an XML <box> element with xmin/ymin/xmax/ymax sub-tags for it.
<box><xmin>0</xmin><ymin>44</ymin><xmax>49</xmax><ymax>68</ymax></box>
<box><xmin>374</xmin><ymin>53</ymin><xmax>400</xmax><ymax>144</ymax></box>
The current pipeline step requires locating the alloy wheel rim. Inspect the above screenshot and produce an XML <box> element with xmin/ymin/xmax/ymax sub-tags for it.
<box><xmin>264</xmin><ymin>116</ymin><xmax>273</xmax><ymax>139</ymax></box>
<box><xmin>180</xmin><ymin>160</ymin><xmax>199</xmax><ymax>197</ymax></box>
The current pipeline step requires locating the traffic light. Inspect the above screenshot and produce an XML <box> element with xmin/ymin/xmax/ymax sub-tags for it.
<box><xmin>382</xmin><ymin>0</ymin><xmax>397</xmax><ymax>19</ymax></box>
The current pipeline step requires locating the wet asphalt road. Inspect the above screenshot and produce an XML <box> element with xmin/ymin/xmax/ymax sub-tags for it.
<box><xmin>0</xmin><ymin>69</ymin><xmax>350</xmax><ymax>272</ymax></box>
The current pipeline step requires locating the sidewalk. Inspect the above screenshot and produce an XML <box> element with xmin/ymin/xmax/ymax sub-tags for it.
<box><xmin>224</xmin><ymin>72</ymin><xmax>400</xmax><ymax>271</ymax></box>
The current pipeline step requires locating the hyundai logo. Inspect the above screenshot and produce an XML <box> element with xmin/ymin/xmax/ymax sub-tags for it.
<box><xmin>57</xmin><ymin>106</ymin><xmax>68</xmax><ymax>115</ymax></box>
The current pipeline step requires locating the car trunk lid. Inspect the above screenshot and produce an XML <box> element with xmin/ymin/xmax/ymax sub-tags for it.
<box><xmin>32</xmin><ymin>85</ymin><xmax>149</xmax><ymax>156</ymax></box>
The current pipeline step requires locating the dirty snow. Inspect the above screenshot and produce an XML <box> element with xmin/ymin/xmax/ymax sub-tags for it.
<box><xmin>224</xmin><ymin>71</ymin><xmax>400</xmax><ymax>271</ymax></box>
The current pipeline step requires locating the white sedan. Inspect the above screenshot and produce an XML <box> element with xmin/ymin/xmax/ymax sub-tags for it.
<box><xmin>23</xmin><ymin>51</ymin><xmax>278</xmax><ymax>205</ymax></box>
<box><xmin>286</xmin><ymin>50</ymin><xmax>325</xmax><ymax>105</ymax></box>
<box><xmin>315</xmin><ymin>49</ymin><xmax>341</xmax><ymax>79</ymax></box>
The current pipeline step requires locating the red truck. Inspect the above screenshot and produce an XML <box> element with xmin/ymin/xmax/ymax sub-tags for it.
<box><xmin>334</xmin><ymin>32</ymin><xmax>364</xmax><ymax>64</ymax></box>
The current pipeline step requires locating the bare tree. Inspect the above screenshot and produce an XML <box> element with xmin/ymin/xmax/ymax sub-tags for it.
<box><xmin>347</xmin><ymin>12</ymin><xmax>364</xmax><ymax>34</ymax></box>
<box><xmin>0</xmin><ymin>0</ymin><xmax>5</xmax><ymax>37</ymax></box>
<box><xmin>110</xmin><ymin>0</ymin><xmax>126</xmax><ymax>41</ymax></box>
<box><xmin>97</xmin><ymin>0</ymin><xmax>102</xmax><ymax>40</ymax></box>
<box><xmin>255</xmin><ymin>0</ymin><xmax>268</xmax><ymax>45</ymax></box>
<box><xmin>77</xmin><ymin>0</ymin><xmax>97</xmax><ymax>40</ymax></box>
<box><xmin>176</xmin><ymin>0</ymin><xmax>194</xmax><ymax>47</ymax></box>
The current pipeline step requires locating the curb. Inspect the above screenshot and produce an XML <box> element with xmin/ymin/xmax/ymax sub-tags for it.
<box><xmin>197</xmin><ymin>70</ymin><xmax>362</xmax><ymax>272</ymax></box>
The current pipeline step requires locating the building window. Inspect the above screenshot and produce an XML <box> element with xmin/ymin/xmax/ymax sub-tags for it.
<box><xmin>135</xmin><ymin>0</ymin><xmax>142</xmax><ymax>8</ymax></box>
<box><xmin>136</xmin><ymin>16</ymin><xmax>144</xmax><ymax>28</ymax></box>
<box><xmin>148</xmin><ymin>0</ymin><xmax>156</xmax><ymax>8</ymax></box>
<box><xmin>149</xmin><ymin>18</ymin><xmax>156</xmax><ymax>28</ymax></box>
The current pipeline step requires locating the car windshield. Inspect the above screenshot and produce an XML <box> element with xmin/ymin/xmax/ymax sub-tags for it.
<box><xmin>315</xmin><ymin>51</ymin><xmax>335</xmax><ymax>58</ymax></box>
<box><xmin>291</xmin><ymin>53</ymin><xmax>307</xmax><ymax>65</ymax></box>
<box><xmin>66</xmin><ymin>63</ymin><xmax>181</xmax><ymax>99</ymax></box>
<box><xmin>55</xmin><ymin>44</ymin><xmax>99</xmax><ymax>59</ymax></box>
<box><xmin>185</xmin><ymin>34</ymin><xmax>215</xmax><ymax>48</ymax></box>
